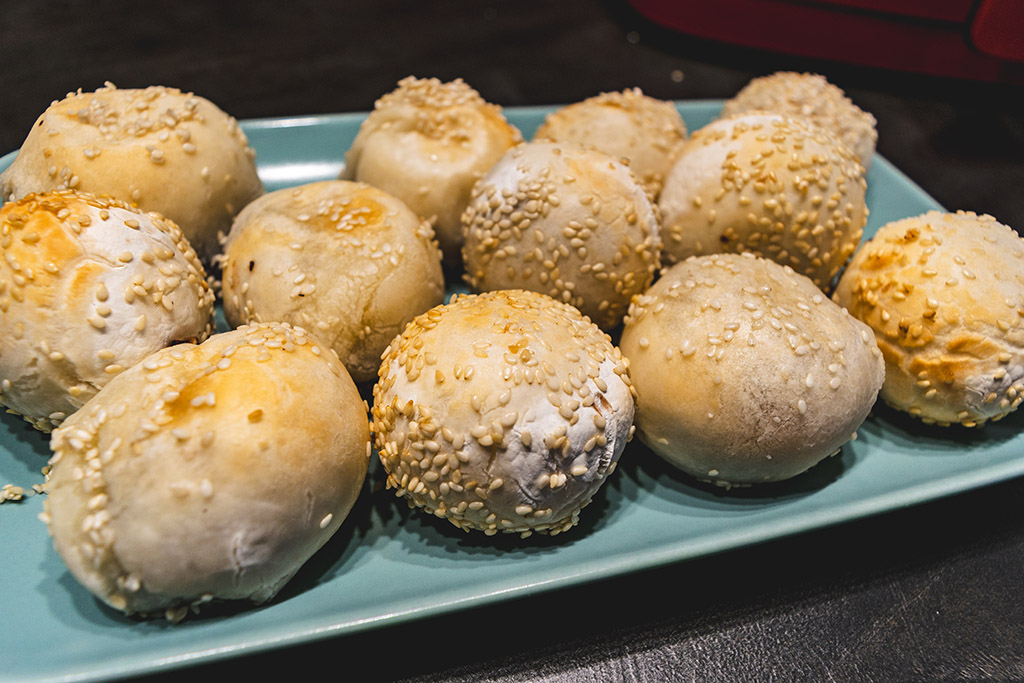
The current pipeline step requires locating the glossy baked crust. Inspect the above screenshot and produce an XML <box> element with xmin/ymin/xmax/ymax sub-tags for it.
<box><xmin>43</xmin><ymin>322</ymin><xmax>371</xmax><ymax>620</ymax></box>
<box><xmin>220</xmin><ymin>180</ymin><xmax>445</xmax><ymax>382</ymax></box>
<box><xmin>0</xmin><ymin>190</ymin><xmax>214</xmax><ymax>431</ymax></box>
<box><xmin>371</xmin><ymin>289</ymin><xmax>636</xmax><ymax>537</ymax></box>
<box><xmin>834</xmin><ymin>210</ymin><xmax>1024</xmax><ymax>427</ymax></box>
<box><xmin>621</xmin><ymin>253</ymin><xmax>884</xmax><ymax>486</ymax></box>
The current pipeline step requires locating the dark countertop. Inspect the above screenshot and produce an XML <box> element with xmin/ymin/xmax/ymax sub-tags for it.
<box><xmin>2</xmin><ymin>2</ymin><xmax>1023</xmax><ymax>681</ymax></box>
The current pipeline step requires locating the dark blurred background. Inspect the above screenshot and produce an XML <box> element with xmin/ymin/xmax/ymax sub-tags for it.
<box><xmin>3</xmin><ymin>1</ymin><xmax>1023</xmax><ymax>680</ymax></box>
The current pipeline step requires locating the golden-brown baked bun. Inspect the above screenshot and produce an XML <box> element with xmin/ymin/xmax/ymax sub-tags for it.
<box><xmin>533</xmin><ymin>88</ymin><xmax>688</xmax><ymax>199</ymax></box>
<box><xmin>658</xmin><ymin>111</ymin><xmax>867</xmax><ymax>290</ymax></box>
<box><xmin>0</xmin><ymin>190</ymin><xmax>215</xmax><ymax>432</ymax></box>
<box><xmin>371</xmin><ymin>289</ymin><xmax>636</xmax><ymax>537</ymax></box>
<box><xmin>341</xmin><ymin>76</ymin><xmax>522</xmax><ymax>263</ymax></box>
<box><xmin>43</xmin><ymin>322</ymin><xmax>371</xmax><ymax>621</ymax></box>
<box><xmin>0</xmin><ymin>83</ymin><xmax>264</xmax><ymax>263</ymax></box>
<box><xmin>461</xmin><ymin>141</ymin><xmax>661</xmax><ymax>330</ymax></box>
<box><xmin>721</xmin><ymin>71</ymin><xmax>878</xmax><ymax>169</ymax></box>
<box><xmin>833</xmin><ymin>210</ymin><xmax>1024</xmax><ymax>427</ymax></box>
<box><xmin>621</xmin><ymin>253</ymin><xmax>884</xmax><ymax>487</ymax></box>
<box><xmin>219</xmin><ymin>180</ymin><xmax>445</xmax><ymax>383</ymax></box>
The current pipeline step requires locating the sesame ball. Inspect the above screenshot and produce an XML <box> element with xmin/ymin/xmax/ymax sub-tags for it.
<box><xmin>341</xmin><ymin>76</ymin><xmax>522</xmax><ymax>263</ymax></box>
<box><xmin>371</xmin><ymin>289</ymin><xmax>636</xmax><ymax>537</ymax></box>
<box><xmin>658</xmin><ymin>111</ymin><xmax>867</xmax><ymax>290</ymax></box>
<box><xmin>0</xmin><ymin>83</ymin><xmax>264</xmax><ymax>265</ymax></box>
<box><xmin>722</xmin><ymin>72</ymin><xmax>878</xmax><ymax>169</ymax></box>
<box><xmin>43</xmin><ymin>323</ymin><xmax>371</xmax><ymax>621</ymax></box>
<box><xmin>461</xmin><ymin>141</ymin><xmax>662</xmax><ymax>330</ymax></box>
<box><xmin>533</xmin><ymin>88</ymin><xmax>688</xmax><ymax>199</ymax></box>
<box><xmin>219</xmin><ymin>180</ymin><xmax>445</xmax><ymax>383</ymax></box>
<box><xmin>834</xmin><ymin>211</ymin><xmax>1024</xmax><ymax>427</ymax></box>
<box><xmin>0</xmin><ymin>190</ymin><xmax>215</xmax><ymax>432</ymax></box>
<box><xmin>620</xmin><ymin>253</ymin><xmax>884</xmax><ymax>487</ymax></box>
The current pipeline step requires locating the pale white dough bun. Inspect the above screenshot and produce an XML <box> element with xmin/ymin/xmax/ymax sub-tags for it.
<box><xmin>533</xmin><ymin>88</ymin><xmax>688</xmax><ymax>199</ymax></box>
<box><xmin>219</xmin><ymin>180</ymin><xmax>445</xmax><ymax>383</ymax></box>
<box><xmin>341</xmin><ymin>76</ymin><xmax>522</xmax><ymax>263</ymax></box>
<box><xmin>834</xmin><ymin>210</ymin><xmax>1024</xmax><ymax>427</ymax></box>
<box><xmin>0</xmin><ymin>83</ymin><xmax>264</xmax><ymax>263</ymax></box>
<box><xmin>721</xmin><ymin>71</ymin><xmax>878</xmax><ymax>169</ymax></box>
<box><xmin>461</xmin><ymin>141</ymin><xmax>661</xmax><ymax>330</ymax></box>
<box><xmin>371</xmin><ymin>289</ymin><xmax>636</xmax><ymax>537</ymax></box>
<box><xmin>620</xmin><ymin>253</ymin><xmax>884</xmax><ymax>487</ymax></box>
<box><xmin>0</xmin><ymin>190</ymin><xmax>215</xmax><ymax>432</ymax></box>
<box><xmin>43</xmin><ymin>322</ymin><xmax>371</xmax><ymax>621</ymax></box>
<box><xmin>658</xmin><ymin>111</ymin><xmax>867</xmax><ymax>290</ymax></box>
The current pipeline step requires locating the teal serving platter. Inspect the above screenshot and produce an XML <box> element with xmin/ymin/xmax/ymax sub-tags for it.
<box><xmin>2</xmin><ymin>101</ymin><xmax>1022</xmax><ymax>682</ymax></box>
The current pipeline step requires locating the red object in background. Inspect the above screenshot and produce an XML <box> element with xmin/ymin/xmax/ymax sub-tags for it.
<box><xmin>973</xmin><ymin>0</ymin><xmax>1024</xmax><ymax>62</ymax></box>
<box><xmin>628</xmin><ymin>0</ymin><xmax>1024</xmax><ymax>83</ymax></box>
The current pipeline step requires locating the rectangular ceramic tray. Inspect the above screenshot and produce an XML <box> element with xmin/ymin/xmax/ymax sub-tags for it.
<box><xmin>3</xmin><ymin>101</ymin><xmax>1023</xmax><ymax>682</ymax></box>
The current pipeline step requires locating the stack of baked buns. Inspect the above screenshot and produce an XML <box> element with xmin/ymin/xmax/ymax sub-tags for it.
<box><xmin>1</xmin><ymin>85</ymin><xmax>379</xmax><ymax>622</ymax></box>
<box><xmin>2</xmin><ymin>72</ymin><xmax>1021</xmax><ymax>622</ymax></box>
